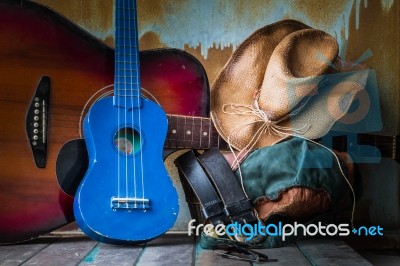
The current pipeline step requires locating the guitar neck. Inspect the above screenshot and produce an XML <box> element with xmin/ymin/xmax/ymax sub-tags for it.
<box><xmin>164</xmin><ymin>121</ymin><xmax>399</xmax><ymax>161</ymax></box>
<box><xmin>164</xmin><ymin>114</ymin><xmax>400</xmax><ymax>161</ymax></box>
<box><xmin>332</xmin><ymin>134</ymin><xmax>399</xmax><ymax>163</ymax></box>
<box><xmin>165</xmin><ymin>115</ymin><xmax>228</xmax><ymax>150</ymax></box>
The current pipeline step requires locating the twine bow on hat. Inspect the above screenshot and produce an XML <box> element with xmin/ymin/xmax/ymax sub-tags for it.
<box><xmin>221</xmin><ymin>91</ymin><xmax>311</xmax><ymax>163</ymax></box>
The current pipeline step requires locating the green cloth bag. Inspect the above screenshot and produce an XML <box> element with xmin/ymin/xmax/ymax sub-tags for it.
<box><xmin>236</xmin><ymin>137</ymin><xmax>348</xmax><ymax>205</ymax></box>
<box><xmin>201</xmin><ymin>137</ymin><xmax>351</xmax><ymax>249</ymax></box>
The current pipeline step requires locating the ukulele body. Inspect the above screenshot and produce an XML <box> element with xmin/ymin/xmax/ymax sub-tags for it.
<box><xmin>74</xmin><ymin>96</ymin><xmax>178</xmax><ymax>243</ymax></box>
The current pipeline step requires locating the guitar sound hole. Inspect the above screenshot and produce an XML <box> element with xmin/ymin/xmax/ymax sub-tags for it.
<box><xmin>114</xmin><ymin>127</ymin><xmax>141</xmax><ymax>155</ymax></box>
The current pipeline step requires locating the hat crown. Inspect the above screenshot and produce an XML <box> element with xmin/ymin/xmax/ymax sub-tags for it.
<box><xmin>258</xmin><ymin>29</ymin><xmax>339</xmax><ymax>120</ymax></box>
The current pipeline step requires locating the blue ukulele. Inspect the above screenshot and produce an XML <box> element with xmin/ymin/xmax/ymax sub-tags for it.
<box><xmin>73</xmin><ymin>0</ymin><xmax>179</xmax><ymax>244</ymax></box>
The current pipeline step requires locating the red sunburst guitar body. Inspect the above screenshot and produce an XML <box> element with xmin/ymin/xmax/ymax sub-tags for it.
<box><xmin>0</xmin><ymin>0</ymin><xmax>209</xmax><ymax>244</ymax></box>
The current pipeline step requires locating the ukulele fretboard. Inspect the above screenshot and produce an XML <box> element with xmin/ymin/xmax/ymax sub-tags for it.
<box><xmin>114</xmin><ymin>0</ymin><xmax>141</xmax><ymax>108</ymax></box>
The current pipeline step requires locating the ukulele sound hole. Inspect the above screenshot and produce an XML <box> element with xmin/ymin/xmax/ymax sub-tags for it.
<box><xmin>114</xmin><ymin>127</ymin><xmax>141</xmax><ymax>155</ymax></box>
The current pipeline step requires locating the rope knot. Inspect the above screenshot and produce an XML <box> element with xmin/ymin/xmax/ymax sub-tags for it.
<box><xmin>221</xmin><ymin>92</ymin><xmax>311</xmax><ymax>144</ymax></box>
<box><xmin>219</xmin><ymin>94</ymin><xmax>355</xmax><ymax>229</ymax></box>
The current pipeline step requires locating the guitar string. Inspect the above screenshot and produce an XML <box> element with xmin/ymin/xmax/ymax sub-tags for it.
<box><xmin>32</xmin><ymin>108</ymin><xmax>399</xmax><ymax>150</ymax></box>
<box><xmin>40</xmin><ymin>115</ymin><xmax>219</xmax><ymax>138</ymax></box>
<box><xmin>41</xmin><ymin>133</ymin><xmax>396</xmax><ymax>157</ymax></box>
<box><xmin>26</xmin><ymin>83</ymin><xmax>195</xmax><ymax>125</ymax></box>
<box><xmin>31</xmin><ymin>84</ymin><xmax>161</xmax><ymax>138</ymax></box>
<box><xmin>35</xmin><ymin>115</ymin><xmax>399</xmax><ymax>151</ymax></box>
<box><xmin>37</xmin><ymin>110</ymin><xmax>399</xmax><ymax>146</ymax></box>
<box><xmin>20</xmin><ymin>85</ymin><xmax>158</xmax><ymax>116</ymax></box>
<box><xmin>47</xmin><ymin>111</ymin><xmax>214</xmax><ymax>120</ymax></box>
<box><xmin>41</xmin><ymin>132</ymin><xmax>228</xmax><ymax>149</ymax></box>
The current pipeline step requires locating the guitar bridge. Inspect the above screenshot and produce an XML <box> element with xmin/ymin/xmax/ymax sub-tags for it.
<box><xmin>26</xmin><ymin>76</ymin><xmax>50</xmax><ymax>168</ymax></box>
<box><xmin>111</xmin><ymin>197</ymin><xmax>150</xmax><ymax>210</ymax></box>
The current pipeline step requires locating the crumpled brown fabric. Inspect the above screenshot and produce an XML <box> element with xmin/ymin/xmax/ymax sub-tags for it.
<box><xmin>253</xmin><ymin>150</ymin><xmax>354</xmax><ymax>222</ymax></box>
<box><xmin>254</xmin><ymin>187</ymin><xmax>331</xmax><ymax>221</ymax></box>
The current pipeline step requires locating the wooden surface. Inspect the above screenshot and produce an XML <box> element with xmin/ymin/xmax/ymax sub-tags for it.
<box><xmin>0</xmin><ymin>234</ymin><xmax>373</xmax><ymax>266</ymax></box>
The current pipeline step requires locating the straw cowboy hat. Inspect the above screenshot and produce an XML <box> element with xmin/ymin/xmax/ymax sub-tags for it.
<box><xmin>211</xmin><ymin>19</ymin><xmax>369</xmax><ymax>151</ymax></box>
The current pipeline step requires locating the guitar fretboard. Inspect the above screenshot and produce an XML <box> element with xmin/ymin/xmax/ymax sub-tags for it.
<box><xmin>165</xmin><ymin>115</ymin><xmax>228</xmax><ymax>150</ymax></box>
<box><xmin>331</xmin><ymin>134</ymin><xmax>399</xmax><ymax>162</ymax></box>
<box><xmin>163</xmin><ymin>116</ymin><xmax>399</xmax><ymax>160</ymax></box>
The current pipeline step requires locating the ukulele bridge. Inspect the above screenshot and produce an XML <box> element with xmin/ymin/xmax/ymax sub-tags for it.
<box><xmin>111</xmin><ymin>197</ymin><xmax>150</xmax><ymax>210</ymax></box>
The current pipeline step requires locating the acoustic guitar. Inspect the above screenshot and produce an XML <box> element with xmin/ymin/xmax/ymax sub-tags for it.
<box><xmin>0</xmin><ymin>0</ymin><xmax>210</xmax><ymax>244</ymax></box>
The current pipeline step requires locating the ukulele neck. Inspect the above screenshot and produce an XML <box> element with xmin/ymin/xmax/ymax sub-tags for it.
<box><xmin>113</xmin><ymin>0</ymin><xmax>141</xmax><ymax>109</ymax></box>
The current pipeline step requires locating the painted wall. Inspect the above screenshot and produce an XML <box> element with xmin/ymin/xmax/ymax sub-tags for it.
<box><xmin>35</xmin><ymin>0</ymin><xmax>399</xmax><ymax>135</ymax></box>
<box><xmin>33</xmin><ymin>0</ymin><xmax>400</xmax><ymax>234</ymax></box>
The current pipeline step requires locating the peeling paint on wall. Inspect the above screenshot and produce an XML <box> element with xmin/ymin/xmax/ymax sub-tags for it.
<box><xmin>381</xmin><ymin>0</ymin><xmax>395</xmax><ymax>11</ymax></box>
<box><xmin>35</xmin><ymin>1</ymin><xmax>395</xmax><ymax>59</ymax></box>
<box><xmin>138</xmin><ymin>0</ymin><xmax>392</xmax><ymax>59</ymax></box>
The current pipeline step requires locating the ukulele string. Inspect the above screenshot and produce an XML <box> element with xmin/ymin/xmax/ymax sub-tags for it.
<box><xmin>133</xmin><ymin>0</ymin><xmax>145</xmax><ymax>208</ymax></box>
<box><xmin>127</xmin><ymin>0</ymin><xmax>137</xmax><ymax>202</ymax></box>
<box><xmin>123</xmin><ymin>0</ymin><xmax>132</xmax><ymax>201</ymax></box>
<box><xmin>132</xmin><ymin>0</ymin><xmax>146</xmax><ymax>206</ymax></box>
<box><xmin>117</xmin><ymin>1</ymin><xmax>124</xmax><ymax>204</ymax></box>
